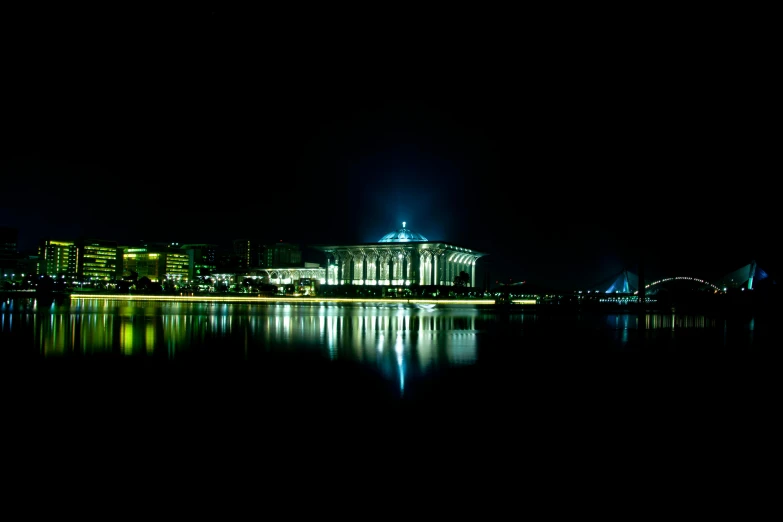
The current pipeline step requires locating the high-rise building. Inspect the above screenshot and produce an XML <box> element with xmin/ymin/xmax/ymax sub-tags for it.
<box><xmin>0</xmin><ymin>226</ymin><xmax>17</xmax><ymax>257</ymax></box>
<box><xmin>17</xmin><ymin>255</ymin><xmax>39</xmax><ymax>279</ymax></box>
<box><xmin>121</xmin><ymin>244</ymin><xmax>189</xmax><ymax>283</ymax></box>
<box><xmin>181</xmin><ymin>244</ymin><xmax>217</xmax><ymax>279</ymax></box>
<box><xmin>38</xmin><ymin>240</ymin><xmax>78</xmax><ymax>278</ymax></box>
<box><xmin>78</xmin><ymin>239</ymin><xmax>120</xmax><ymax>281</ymax></box>
<box><xmin>233</xmin><ymin>238</ymin><xmax>261</xmax><ymax>269</ymax></box>
<box><xmin>263</xmin><ymin>242</ymin><xmax>302</xmax><ymax>268</ymax></box>
<box><xmin>164</xmin><ymin>250</ymin><xmax>189</xmax><ymax>281</ymax></box>
<box><xmin>122</xmin><ymin>247</ymin><xmax>164</xmax><ymax>281</ymax></box>
<box><xmin>0</xmin><ymin>227</ymin><xmax>19</xmax><ymax>278</ymax></box>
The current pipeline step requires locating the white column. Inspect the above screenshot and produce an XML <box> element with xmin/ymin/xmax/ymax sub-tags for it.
<box><xmin>365</xmin><ymin>255</ymin><xmax>376</xmax><ymax>285</ymax></box>
<box><xmin>356</xmin><ymin>254</ymin><xmax>365</xmax><ymax>284</ymax></box>
<box><xmin>380</xmin><ymin>254</ymin><xmax>389</xmax><ymax>284</ymax></box>
<box><xmin>433</xmin><ymin>254</ymin><xmax>439</xmax><ymax>286</ymax></box>
<box><xmin>471</xmin><ymin>260</ymin><xmax>476</xmax><ymax>288</ymax></box>
<box><xmin>342</xmin><ymin>258</ymin><xmax>350</xmax><ymax>285</ymax></box>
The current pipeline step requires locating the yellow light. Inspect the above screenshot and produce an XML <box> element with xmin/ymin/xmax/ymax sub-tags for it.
<box><xmin>69</xmin><ymin>294</ymin><xmax>499</xmax><ymax>306</ymax></box>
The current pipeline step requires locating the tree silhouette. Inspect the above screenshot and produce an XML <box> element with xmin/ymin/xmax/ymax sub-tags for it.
<box><xmin>453</xmin><ymin>271</ymin><xmax>470</xmax><ymax>287</ymax></box>
<box><xmin>137</xmin><ymin>276</ymin><xmax>152</xmax><ymax>291</ymax></box>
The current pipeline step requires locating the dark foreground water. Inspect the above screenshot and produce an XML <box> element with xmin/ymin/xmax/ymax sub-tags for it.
<box><xmin>1</xmin><ymin>296</ymin><xmax>779</xmax><ymax>493</ymax></box>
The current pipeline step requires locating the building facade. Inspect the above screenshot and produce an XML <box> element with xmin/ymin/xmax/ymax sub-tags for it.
<box><xmin>38</xmin><ymin>240</ymin><xmax>78</xmax><ymax>278</ymax></box>
<box><xmin>262</xmin><ymin>242</ymin><xmax>302</xmax><ymax>268</ymax></box>
<box><xmin>122</xmin><ymin>247</ymin><xmax>161</xmax><ymax>280</ymax></box>
<box><xmin>37</xmin><ymin>238</ymin><xmax>119</xmax><ymax>282</ymax></box>
<box><xmin>314</xmin><ymin>223</ymin><xmax>486</xmax><ymax>287</ymax></box>
<box><xmin>181</xmin><ymin>244</ymin><xmax>218</xmax><ymax>279</ymax></box>
<box><xmin>233</xmin><ymin>238</ymin><xmax>262</xmax><ymax>269</ymax></box>
<box><xmin>0</xmin><ymin>226</ymin><xmax>17</xmax><ymax>258</ymax></box>
<box><xmin>78</xmin><ymin>240</ymin><xmax>120</xmax><ymax>281</ymax></box>
<box><xmin>1</xmin><ymin>226</ymin><xmax>19</xmax><ymax>279</ymax></box>
<box><xmin>122</xmin><ymin>246</ymin><xmax>190</xmax><ymax>283</ymax></box>
<box><xmin>165</xmin><ymin>251</ymin><xmax>189</xmax><ymax>281</ymax></box>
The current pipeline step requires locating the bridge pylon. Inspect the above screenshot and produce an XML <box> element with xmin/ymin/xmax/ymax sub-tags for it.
<box><xmin>718</xmin><ymin>260</ymin><xmax>767</xmax><ymax>290</ymax></box>
<box><xmin>602</xmin><ymin>268</ymin><xmax>639</xmax><ymax>294</ymax></box>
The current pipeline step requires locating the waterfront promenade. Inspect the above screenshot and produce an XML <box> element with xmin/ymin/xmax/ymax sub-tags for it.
<box><xmin>2</xmin><ymin>288</ymin><xmax>778</xmax><ymax>313</ymax></box>
<box><xmin>65</xmin><ymin>293</ymin><xmax>498</xmax><ymax>305</ymax></box>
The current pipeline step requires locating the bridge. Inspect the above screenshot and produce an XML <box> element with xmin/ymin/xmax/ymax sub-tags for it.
<box><xmin>594</xmin><ymin>261</ymin><xmax>771</xmax><ymax>295</ymax></box>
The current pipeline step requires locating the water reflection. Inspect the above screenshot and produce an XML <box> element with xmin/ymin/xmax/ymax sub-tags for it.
<box><xmin>3</xmin><ymin>299</ymin><xmax>486</xmax><ymax>394</ymax></box>
<box><xmin>0</xmin><ymin>298</ymin><xmax>772</xmax><ymax>395</ymax></box>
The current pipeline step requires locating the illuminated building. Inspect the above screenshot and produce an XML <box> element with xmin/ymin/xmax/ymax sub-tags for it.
<box><xmin>78</xmin><ymin>239</ymin><xmax>120</xmax><ymax>281</ymax></box>
<box><xmin>233</xmin><ymin>238</ymin><xmax>261</xmax><ymax>269</ymax></box>
<box><xmin>164</xmin><ymin>251</ymin><xmax>189</xmax><ymax>281</ymax></box>
<box><xmin>314</xmin><ymin>222</ymin><xmax>486</xmax><ymax>287</ymax></box>
<box><xmin>121</xmin><ymin>246</ymin><xmax>189</xmax><ymax>283</ymax></box>
<box><xmin>38</xmin><ymin>240</ymin><xmax>78</xmax><ymax>278</ymax></box>
<box><xmin>181</xmin><ymin>243</ymin><xmax>217</xmax><ymax>279</ymax></box>
<box><xmin>122</xmin><ymin>247</ymin><xmax>159</xmax><ymax>280</ymax></box>
<box><xmin>248</xmin><ymin>263</ymin><xmax>325</xmax><ymax>287</ymax></box>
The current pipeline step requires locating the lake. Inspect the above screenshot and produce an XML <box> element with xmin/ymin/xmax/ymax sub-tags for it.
<box><xmin>2</xmin><ymin>296</ymin><xmax>778</xmax><ymax>464</ymax></box>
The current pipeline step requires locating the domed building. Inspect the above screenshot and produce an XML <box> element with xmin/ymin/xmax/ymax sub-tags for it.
<box><xmin>377</xmin><ymin>225</ymin><xmax>429</xmax><ymax>243</ymax></box>
<box><xmin>314</xmin><ymin>222</ymin><xmax>486</xmax><ymax>287</ymax></box>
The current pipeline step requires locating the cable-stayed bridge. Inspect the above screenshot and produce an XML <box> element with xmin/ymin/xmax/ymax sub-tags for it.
<box><xmin>590</xmin><ymin>261</ymin><xmax>771</xmax><ymax>294</ymax></box>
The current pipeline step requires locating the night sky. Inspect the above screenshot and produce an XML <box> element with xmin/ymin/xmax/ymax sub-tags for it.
<box><xmin>2</xmin><ymin>10</ymin><xmax>777</xmax><ymax>290</ymax></box>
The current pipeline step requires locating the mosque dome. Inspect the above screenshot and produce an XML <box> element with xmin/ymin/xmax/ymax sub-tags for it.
<box><xmin>378</xmin><ymin>222</ymin><xmax>428</xmax><ymax>243</ymax></box>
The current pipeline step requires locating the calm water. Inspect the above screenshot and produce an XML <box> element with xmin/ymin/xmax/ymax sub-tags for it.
<box><xmin>2</xmin><ymin>296</ymin><xmax>778</xmax><ymax>478</ymax></box>
<box><xmin>0</xmin><ymin>297</ymin><xmax>777</xmax><ymax>423</ymax></box>
<box><xmin>1</xmin><ymin>298</ymin><xmax>770</xmax><ymax>352</ymax></box>
<box><xmin>1</xmin><ymin>296</ymin><xmax>775</xmax><ymax>393</ymax></box>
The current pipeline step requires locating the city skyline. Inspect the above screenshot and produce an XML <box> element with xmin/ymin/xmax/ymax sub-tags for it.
<box><xmin>3</xmin><ymin>12</ymin><xmax>777</xmax><ymax>290</ymax></box>
<box><xmin>0</xmin><ymin>218</ymin><xmax>774</xmax><ymax>293</ymax></box>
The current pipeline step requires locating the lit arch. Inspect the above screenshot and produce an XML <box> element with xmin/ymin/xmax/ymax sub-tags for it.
<box><xmin>634</xmin><ymin>276</ymin><xmax>723</xmax><ymax>294</ymax></box>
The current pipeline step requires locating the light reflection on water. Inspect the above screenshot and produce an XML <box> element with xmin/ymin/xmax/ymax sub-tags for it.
<box><xmin>0</xmin><ymin>297</ymin><xmax>771</xmax><ymax>395</ymax></box>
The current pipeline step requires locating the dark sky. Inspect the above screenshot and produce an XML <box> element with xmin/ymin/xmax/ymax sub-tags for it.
<box><xmin>2</xmin><ymin>9</ymin><xmax>778</xmax><ymax>290</ymax></box>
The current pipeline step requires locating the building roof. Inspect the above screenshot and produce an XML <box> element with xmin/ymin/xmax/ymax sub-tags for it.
<box><xmin>378</xmin><ymin>222</ymin><xmax>428</xmax><ymax>243</ymax></box>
